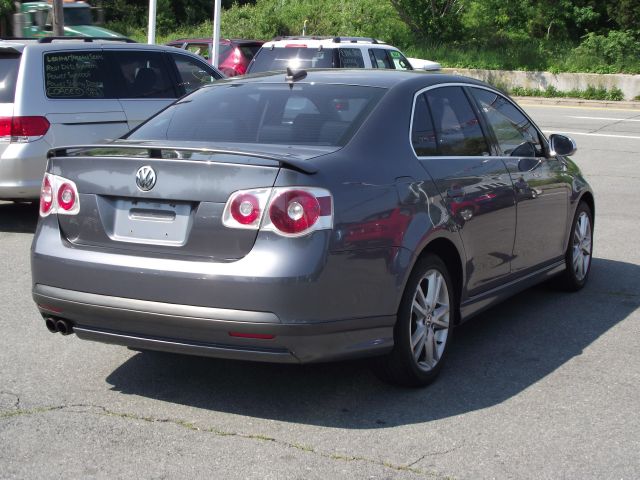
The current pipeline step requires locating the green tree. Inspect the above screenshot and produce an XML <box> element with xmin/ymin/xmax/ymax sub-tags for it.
<box><xmin>389</xmin><ymin>0</ymin><xmax>464</xmax><ymax>42</ymax></box>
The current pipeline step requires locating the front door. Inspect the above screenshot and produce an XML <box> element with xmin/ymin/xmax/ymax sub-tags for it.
<box><xmin>469</xmin><ymin>87</ymin><xmax>569</xmax><ymax>273</ymax></box>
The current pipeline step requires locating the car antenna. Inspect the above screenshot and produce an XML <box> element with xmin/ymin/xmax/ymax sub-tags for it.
<box><xmin>285</xmin><ymin>67</ymin><xmax>307</xmax><ymax>89</ymax></box>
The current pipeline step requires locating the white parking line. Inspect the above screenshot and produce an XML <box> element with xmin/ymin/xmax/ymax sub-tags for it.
<box><xmin>568</xmin><ymin>116</ymin><xmax>640</xmax><ymax>122</ymax></box>
<box><xmin>542</xmin><ymin>130</ymin><xmax>640</xmax><ymax>140</ymax></box>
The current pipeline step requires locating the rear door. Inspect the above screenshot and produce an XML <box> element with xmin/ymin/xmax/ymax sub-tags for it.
<box><xmin>40</xmin><ymin>49</ymin><xmax>129</xmax><ymax>144</ymax></box>
<box><xmin>107</xmin><ymin>49</ymin><xmax>178</xmax><ymax>130</ymax></box>
<box><xmin>412</xmin><ymin>86</ymin><xmax>517</xmax><ymax>295</ymax></box>
<box><xmin>469</xmin><ymin>87</ymin><xmax>569</xmax><ymax>272</ymax></box>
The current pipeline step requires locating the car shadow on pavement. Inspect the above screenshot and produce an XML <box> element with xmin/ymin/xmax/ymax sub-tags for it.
<box><xmin>0</xmin><ymin>201</ymin><xmax>38</xmax><ymax>234</ymax></box>
<box><xmin>106</xmin><ymin>257</ymin><xmax>639</xmax><ymax>428</ymax></box>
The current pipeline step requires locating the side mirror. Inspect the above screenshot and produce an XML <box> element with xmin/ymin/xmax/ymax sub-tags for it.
<box><xmin>549</xmin><ymin>134</ymin><xmax>577</xmax><ymax>157</ymax></box>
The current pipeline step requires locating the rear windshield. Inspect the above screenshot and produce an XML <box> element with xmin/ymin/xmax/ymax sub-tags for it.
<box><xmin>0</xmin><ymin>54</ymin><xmax>21</xmax><ymax>103</ymax></box>
<box><xmin>127</xmin><ymin>82</ymin><xmax>386</xmax><ymax>147</ymax></box>
<box><xmin>249</xmin><ymin>47</ymin><xmax>334</xmax><ymax>73</ymax></box>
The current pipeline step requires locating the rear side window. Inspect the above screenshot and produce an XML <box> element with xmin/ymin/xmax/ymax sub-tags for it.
<box><xmin>369</xmin><ymin>49</ymin><xmax>392</xmax><ymax>69</ymax></box>
<box><xmin>44</xmin><ymin>51</ymin><xmax>113</xmax><ymax>99</ymax></box>
<box><xmin>339</xmin><ymin>48</ymin><xmax>365</xmax><ymax>68</ymax></box>
<box><xmin>0</xmin><ymin>54</ymin><xmax>20</xmax><ymax>103</ymax></box>
<box><xmin>127</xmin><ymin>83</ymin><xmax>386</xmax><ymax>147</ymax></box>
<box><xmin>425</xmin><ymin>86</ymin><xmax>490</xmax><ymax>156</ymax></box>
<box><xmin>411</xmin><ymin>94</ymin><xmax>437</xmax><ymax>156</ymax></box>
<box><xmin>249</xmin><ymin>47</ymin><xmax>334</xmax><ymax>73</ymax></box>
<box><xmin>111</xmin><ymin>51</ymin><xmax>175</xmax><ymax>99</ymax></box>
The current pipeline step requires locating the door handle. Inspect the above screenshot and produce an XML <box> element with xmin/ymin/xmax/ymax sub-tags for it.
<box><xmin>446</xmin><ymin>188</ymin><xmax>465</xmax><ymax>199</ymax></box>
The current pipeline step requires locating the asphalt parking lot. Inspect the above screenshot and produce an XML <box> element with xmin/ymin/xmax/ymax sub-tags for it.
<box><xmin>1</xmin><ymin>103</ymin><xmax>639</xmax><ymax>479</ymax></box>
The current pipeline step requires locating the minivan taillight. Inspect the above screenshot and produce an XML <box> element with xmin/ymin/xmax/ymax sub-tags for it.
<box><xmin>0</xmin><ymin>116</ymin><xmax>50</xmax><ymax>143</ymax></box>
<box><xmin>222</xmin><ymin>187</ymin><xmax>333</xmax><ymax>237</ymax></box>
<box><xmin>39</xmin><ymin>173</ymin><xmax>80</xmax><ymax>217</ymax></box>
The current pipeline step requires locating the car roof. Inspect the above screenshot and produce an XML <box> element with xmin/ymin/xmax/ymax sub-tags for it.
<box><xmin>0</xmin><ymin>39</ymin><xmax>198</xmax><ymax>53</ymax></box>
<box><xmin>226</xmin><ymin>68</ymin><xmax>491</xmax><ymax>90</ymax></box>
<box><xmin>167</xmin><ymin>38</ymin><xmax>264</xmax><ymax>46</ymax></box>
<box><xmin>262</xmin><ymin>36</ymin><xmax>395</xmax><ymax>49</ymax></box>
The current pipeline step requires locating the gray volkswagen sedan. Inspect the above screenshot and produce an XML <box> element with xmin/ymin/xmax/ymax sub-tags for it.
<box><xmin>31</xmin><ymin>70</ymin><xmax>594</xmax><ymax>387</ymax></box>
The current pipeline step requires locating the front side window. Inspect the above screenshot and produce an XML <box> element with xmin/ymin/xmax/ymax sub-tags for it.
<box><xmin>339</xmin><ymin>48</ymin><xmax>365</xmax><ymax>68</ymax></box>
<box><xmin>424</xmin><ymin>86</ymin><xmax>490</xmax><ymax>156</ymax></box>
<box><xmin>112</xmin><ymin>51</ymin><xmax>175</xmax><ymax>99</ymax></box>
<box><xmin>44</xmin><ymin>51</ymin><xmax>112</xmax><ymax>99</ymax></box>
<box><xmin>171</xmin><ymin>54</ymin><xmax>217</xmax><ymax>95</ymax></box>
<box><xmin>389</xmin><ymin>50</ymin><xmax>413</xmax><ymax>70</ymax></box>
<box><xmin>471</xmin><ymin>88</ymin><xmax>545</xmax><ymax>157</ymax></box>
<box><xmin>127</xmin><ymin>83</ymin><xmax>386</xmax><ymax>147</ymax></box>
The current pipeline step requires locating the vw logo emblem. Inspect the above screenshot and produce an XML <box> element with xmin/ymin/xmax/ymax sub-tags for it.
<box><xmin>135</xmin><ymin>166</ymin><xmax>157</xmax><ymax>191</ymax></box>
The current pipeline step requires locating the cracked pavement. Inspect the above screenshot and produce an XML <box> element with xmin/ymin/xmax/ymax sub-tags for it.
<box><xmin>1</xmin><ymin>105</ymin><xmax>639</xmax><ymax>479</ymax></box>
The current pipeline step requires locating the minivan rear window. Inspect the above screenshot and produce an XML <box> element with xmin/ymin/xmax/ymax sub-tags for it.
<box><xmin>44</xmin><ymin>51</ymin><xmax>112</xmax><ymax>98</ymax></box>
<box><xmin>128</xmin><ymin>82</ymin><xmax>386</xmax><ymax>147</ymax></box>
<box><xmin>0</xmin><ymin>54</ymin><xmax>21</xmax><ymax>103</ymax></box>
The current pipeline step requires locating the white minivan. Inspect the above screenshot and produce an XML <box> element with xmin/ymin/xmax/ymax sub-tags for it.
<box><xmin>0</xmin><ymin>38</ymin><xmax>222</xmax><ymax>200</ymax></box>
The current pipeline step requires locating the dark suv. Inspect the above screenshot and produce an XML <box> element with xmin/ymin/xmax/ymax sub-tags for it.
<box><xmin>166</xmin><ymin>38</ymin><xmax>263</xmax><ymax>76</ymax></box>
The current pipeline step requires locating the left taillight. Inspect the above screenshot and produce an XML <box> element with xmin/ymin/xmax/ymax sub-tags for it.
<box><xmin>39</xmin><ymin>173</ymin><xmax>80</xmax><ymax>217</ymax></box>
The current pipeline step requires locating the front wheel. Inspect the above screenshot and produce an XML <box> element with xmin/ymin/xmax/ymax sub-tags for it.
<box><xmin>375</xmin><ymin>254</ymin><xmax>455</xmax><ymax>387</ymax></box>
<box><xmin>555</xmin><ymin>202</ymin><xmax>593</xmax><ymax>291</ymax></box>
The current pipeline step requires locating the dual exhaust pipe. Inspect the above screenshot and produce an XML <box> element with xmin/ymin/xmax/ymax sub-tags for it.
<box><xmin>44</xmin><ymin>317</ymin><xmax>74</xmax><ymax>335</ymax></box>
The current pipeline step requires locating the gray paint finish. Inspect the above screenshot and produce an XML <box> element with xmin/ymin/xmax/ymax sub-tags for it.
<box><xmin>31</xmin><ymin>69</ymin><xmax>593</xmax><ymax>364</ymax></box>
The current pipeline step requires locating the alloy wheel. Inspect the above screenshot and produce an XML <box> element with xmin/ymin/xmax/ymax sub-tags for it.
<box><xmin>410</xmin><ymin>269</ymin><xmax>450</xmax><ymax>371</ymax></box>
<box><xmin>572</xmin><ymin>211</ymin><xmax>592</xmax><ymax>281</ymax></box>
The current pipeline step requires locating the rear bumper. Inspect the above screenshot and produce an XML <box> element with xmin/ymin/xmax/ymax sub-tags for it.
<box><xmin>33</xmin><ymin>284</ymin><xmax>395</xmax><ymax>363</ymax></box>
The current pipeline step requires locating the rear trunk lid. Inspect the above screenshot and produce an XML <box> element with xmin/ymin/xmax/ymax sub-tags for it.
<box><xmin>50</xmin><ymin>141</ymin><xmax>334</xmax><ymax>260</ymax></box>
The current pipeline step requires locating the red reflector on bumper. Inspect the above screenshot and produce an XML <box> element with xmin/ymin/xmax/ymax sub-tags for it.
<box><xmin>228</xmin><ymin>332</ymin><xmax>275</xmax><ymax>340</ymax></box>
<box><xmin>38</xmin><ymin>304</ymin><xmax>63</xmax><ymax>313</ymax></box>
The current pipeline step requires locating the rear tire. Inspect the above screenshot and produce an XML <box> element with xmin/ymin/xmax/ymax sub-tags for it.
<box><xmin>374</xmin><ymin>254</ymin><xmax>455</xmax><ymax>387</ymax></box>
<box><xmin>554</xmin><ymin>202</ymin><xmax>593</xmax><ymax>291</ymax></box>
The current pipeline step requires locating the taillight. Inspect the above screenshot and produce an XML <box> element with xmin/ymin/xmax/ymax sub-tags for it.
<box><xmin>39</xmin><ymin>173</ymin><xmax>80</xmax><ymax>217</ymax></box>
<box><xmin>39</xmin><ymin>175</ymin><xmax>54</xmax><ymax>216</ymax></box>
<box><xmin>222</xmin><ymin>188</ymin><xmax>272</xmax><ymax>229</ymax></box>
<box><xmin>57</xmin><ymin>183</ymin><xmax>76</xmax><ymax>211</ymax></box>
<box><xmin>268</xmin><ymin>190</ymin><xmax>321</xmax><ymax>234</ymax></box>
<box><xmin>0</xmin><ymin>116</ymin><xmax>50</xmax><ymax>143</ymax></box>
<box><xmin>223</xmin><ymin>187</ymin><xmax>332</xmax><ymax>237</ymax></box>
<box><xmin>230</xmin><ymin>193</ymin><xmax>260</xmax><ymax>225</ymax></box>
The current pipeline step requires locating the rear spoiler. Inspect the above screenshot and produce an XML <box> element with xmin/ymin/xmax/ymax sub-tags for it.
<box><xmin>48</xmin><ymin>144</ymin><xmax>318</xmax><ymax>174</ymax></box>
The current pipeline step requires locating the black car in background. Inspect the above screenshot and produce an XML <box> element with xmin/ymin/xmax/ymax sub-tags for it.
<box><xmin>32</xmin><ymin>70</ymin><xmax>593</xmax><ymax>387</ymax></box>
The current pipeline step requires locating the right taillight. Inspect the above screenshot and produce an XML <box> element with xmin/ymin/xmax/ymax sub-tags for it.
<box><xmin>39</xmin><ymin>173</ymin><xmax>80</xmax><ymax>217</ymax></box>
<box><xmin>222</xmin><ymin>187</ymin><xmax>332</xmax><ymax>237</ymax></box>
<box><xmin>0</xmin><ymin>116</ymin><xmax>50</xmax><ymax>143</ymax></box>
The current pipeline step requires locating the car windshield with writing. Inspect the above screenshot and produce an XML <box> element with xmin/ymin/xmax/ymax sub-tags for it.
<box><xmin>127</xmin><ymin>82</ymin><xmax>386</xmax><ymax>147</ymax></box>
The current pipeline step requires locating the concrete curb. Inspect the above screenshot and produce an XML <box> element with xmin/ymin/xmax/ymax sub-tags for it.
<box><xmin>511</xmin><ymin>96</ymin><xmax>640</xmax><ymax>110</ymax></box>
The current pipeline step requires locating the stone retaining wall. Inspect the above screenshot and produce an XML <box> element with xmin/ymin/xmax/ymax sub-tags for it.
<box><xmin>441</xmin><ymin>68</ymin><xmax>640</xmax><ymax>101</ymax></box>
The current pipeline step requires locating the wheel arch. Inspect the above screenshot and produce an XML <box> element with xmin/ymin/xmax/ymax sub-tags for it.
<box><xmin>407</xmin><ymin>236</ymin><xmax>464</xmax><ymax>325</ymax></box>
<box><xmin>579</xmin><ymin>191</ymin><xmax>595</xmax><ymax>225</ymax></box>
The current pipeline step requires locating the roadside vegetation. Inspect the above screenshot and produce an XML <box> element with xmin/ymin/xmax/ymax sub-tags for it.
<box><xmin>105</xmin><ymin>0</ymin><xmax>640</xmax><ymax>75</ymax></box>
